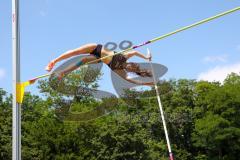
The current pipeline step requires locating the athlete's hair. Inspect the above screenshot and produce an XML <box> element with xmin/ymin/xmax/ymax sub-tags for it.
<box><xmin>124</xmin><ymin>62</ymin><xmax>152</xmax><ymax>77</ymax></box>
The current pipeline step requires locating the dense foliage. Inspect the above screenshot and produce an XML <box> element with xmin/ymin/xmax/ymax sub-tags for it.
<box><xmin>0</xmin><ymin>73</ymin><xmax>240</xmax><ymax>160</ymax></box>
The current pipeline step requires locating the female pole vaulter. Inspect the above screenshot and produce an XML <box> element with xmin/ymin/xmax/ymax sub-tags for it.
<box><xmin>45</xmin><ymin>43</ymin><xmax>154</xmax><ymax>85</ymax></box>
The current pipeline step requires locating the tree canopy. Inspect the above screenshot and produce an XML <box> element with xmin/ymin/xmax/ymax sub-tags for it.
<box><xmin>0</xmin><ymin>73</ymin><xmax>240</xmax><ymax>159</ymax></box>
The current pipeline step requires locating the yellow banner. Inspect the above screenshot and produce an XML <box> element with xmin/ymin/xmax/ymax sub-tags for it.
<box><xmin>16</xmin><ymin>81</ymin><xmax>30</xmax><ymax>103</ymax></box>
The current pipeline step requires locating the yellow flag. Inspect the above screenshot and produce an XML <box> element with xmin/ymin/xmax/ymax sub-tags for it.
<box><xmin>16</xmin><ymin>81</ymin><xmax>30</xmax><ymax>103</ymax></box>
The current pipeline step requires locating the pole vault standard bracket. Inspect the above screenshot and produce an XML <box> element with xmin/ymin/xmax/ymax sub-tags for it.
<box><xmin>147</xmin><ymin>48</ymin><xmax>174</xmax><ymax>160</ymax></box>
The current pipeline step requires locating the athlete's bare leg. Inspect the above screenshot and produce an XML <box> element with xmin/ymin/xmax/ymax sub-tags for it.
<box><xmin>56</xmin><ymin>55</ymin><xmax>99</xmax><ymax>79</ymax></box>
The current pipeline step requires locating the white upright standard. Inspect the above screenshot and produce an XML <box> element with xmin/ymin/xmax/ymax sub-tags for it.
<box><xmin>12</xmin><ymin>0</ymin><xmax>21</xmax><ymax>160</ymax></box>
<box><xmin>147</xmin><ymin>48</ymin><xmax>174</xmax><ymax>160</ymax></box>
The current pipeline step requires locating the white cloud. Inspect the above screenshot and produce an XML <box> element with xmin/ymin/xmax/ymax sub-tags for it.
<box><xmin>0</xmin><ymin>68</ymin><xmax>6</xmax><ymax>79</ymax></box>
<box><xmin>197</xmin><ymin>62</ymin><xmax>240</xmax><ymax>83</ymax></box>
<box><xmin>203</xmin><ymin>54</ymin><xmax>228</xmax><ymax>63</ymax></box>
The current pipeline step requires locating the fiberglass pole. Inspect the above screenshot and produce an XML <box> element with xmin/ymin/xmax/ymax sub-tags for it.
<box><xmin>12</xmin><ymin>0</ymin><xmax>21</xmax><ymax>160</ymax></box>
<box><xmin>147</xmin><ymin>49</ymin><xmax>174</xmax><ymax>160</ymax></box>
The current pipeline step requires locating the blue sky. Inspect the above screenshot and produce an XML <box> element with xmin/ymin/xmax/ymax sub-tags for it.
<box><xmin>0</xmin><ymin>0</ymin><xmax>240</xmax><ymax>96</ymax></box>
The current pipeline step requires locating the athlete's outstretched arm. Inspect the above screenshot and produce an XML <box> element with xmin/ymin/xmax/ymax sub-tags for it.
<box><xmin>45</xmin><ymin>43</ymin><xmax>97</xmax><ymax>71</ymax></box>
<box><xmin>124</xmin><ymin>51</ymin><xmax>151</xmax><ymax>61</ymax></box>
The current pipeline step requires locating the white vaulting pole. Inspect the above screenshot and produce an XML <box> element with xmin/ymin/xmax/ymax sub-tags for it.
<box><xmin>12</xmin><ymin>0</ymin><xmax>21</xmax><ymax>160</ymax></box>
<box><xmin>147</xmin><ymin>48</ymin><xmax>174</xmax><ymax>160</ymax></box>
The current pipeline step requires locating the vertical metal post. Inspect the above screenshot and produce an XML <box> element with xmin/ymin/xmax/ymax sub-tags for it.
<box><xmin>12</xmin><ymin>0</ymin><xmax>21</xmax><ymax>160</ymax></box>
<box><xmin>147</xmin><ymin>49</ymin><xmax>174</xmax><ymax>160</ymax></box>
